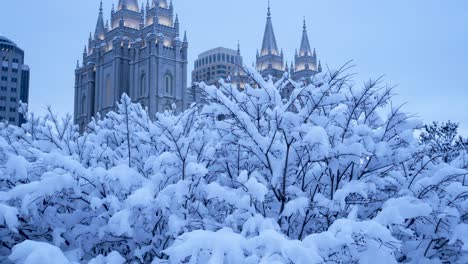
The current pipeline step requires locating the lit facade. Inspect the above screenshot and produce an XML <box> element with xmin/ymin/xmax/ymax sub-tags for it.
<box><xmin>0</xmin><ymin>35</ymin><xmax>29</xmax><ymax>126</ymax></box>
<box><xmin>74</xmin><ymin>0</ymin><xmax>189</xmax><ymax>131</ymax></box>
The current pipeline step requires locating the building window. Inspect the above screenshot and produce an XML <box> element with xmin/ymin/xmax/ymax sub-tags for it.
<box><xmin>0</xmin><ymin>86</ymin><xmax>6</xmax><ymax>91</ymax></box>
<box><xmin>9</xmin><ymin>117</ymin><xmax>15</xmax><ymax>123</ymax></box>
<box><xmin>11</xmin><ymin>88</ymin><xmax>16</xmax><ymax>92</ymax></box>
<box><xmin>0</xmin><ymin>106</ymin><xmax>5</xmax><ymax>111</ymax></box>
<box><xmin>1</xmin><ymin>76</ymin><xmax>7</xmax><ymax>81</ymax></box>
<box><xmin>11</xmin><ymin>78</ymin><xmax>17</xmax><ymax>83</ymax></box>
<box><xmin>140</xmin><ymin>73</ymin><xmax>146</xmax><ymax>96</ymax></box>
<box><xmin>1</xmin><ymin>67</ymin><xmax>7</xmax><ymax>72</ymax></box>
<box><xmin>12</xmin><ymin>59</ymin><xmax>19</xmax><ymax>63</ymax></box>
<box><xmin>165</xmin><ymin>74</ymin><xmax>173</xmax><ymax>95</ymax></box>
<box><xmin>105</xmin><ymin>74</ymin><xmax>112</xmax><ymax>107</ymax></box>
<box><xmin>10</xmin><ymin>97</ymin><xmax>16</xmax><ymax>102</ymax></box>
<box><xmin>81</xmin><ymin>96</ymin><xmax>86</xmax><ymax>114</ymax></box>
<box><xmin>12</xmin><ymin>69</ymin><xmax>17</xmax><ymax>73</ymax></box>
<box><xmin>9</xmin><ymin>107</ymin><xmax>15</xmax><ymax>112</ymax></box>
<box><xmin>0</xmin><ymin>96</ymin><xmax>5</xmax><ymax>101</ymax></box>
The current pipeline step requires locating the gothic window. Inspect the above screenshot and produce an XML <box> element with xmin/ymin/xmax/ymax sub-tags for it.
<box><xmin>165</xmin><ymin>74</ymin><xmax>173</xmax><ymax>96</ymax></box>
<box><xmin>81</xmin><ymin>95</ymin><xmax>86</xmax><ymax>114</ymax></box>
<box><xmin>105</xmin><ymin>74</ymin><xmax>112</xmax><ymax>107</ymax></box>
<box><xmin>140</xmin><ymin>73</ymin><xmax>146</xmax><ymax>96</ymax></box>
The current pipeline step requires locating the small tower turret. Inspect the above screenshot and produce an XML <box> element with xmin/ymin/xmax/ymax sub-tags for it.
<box><xmin>174</xmin><ymin>14</ymin><xmax>180</xmax><ymax>35</ymax></box>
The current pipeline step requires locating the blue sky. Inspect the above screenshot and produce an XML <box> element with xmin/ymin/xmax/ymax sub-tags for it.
<box><xmin>1</xmin><ymin>0</ymin><xmax>467</xmax><ymax>133</ymax></box>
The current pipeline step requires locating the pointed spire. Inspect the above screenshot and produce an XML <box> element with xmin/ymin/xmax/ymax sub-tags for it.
<box><xmin>83</xmin><ymin>45</ymin><xmax>88</xmax><ymax>55</ymax></box>
<box><xmin>318</xmin><ymin>60</ymin><xmax>322</xmax><ymax>72</ymax></box>
<box><xmin>237</xmin><ymin>40</ymin><xmax>241</xmax><ymax>55</ymax></box>
<box><xmin>183</xmin><ymin>31</ymin><xmax>187</xmax><ymax>42</ymax></box>
<box><xmin>146</xmin><ymin>0</ymin><xmax>150</xmax><ymax>9</ymax></box>
<box><xmin>105</xmin><ymin>20</ymin><xmax>109</xmax><ymax>31</ymax></box>
<box><xmin>299</xmin><ymin>18</ymin><xmax>312</xmax><ymax>57</ymax></box>
<box><xmin>94</xmin><ymin>1</ymin><xmax>106</xmax><ymax>40</ymax></box>
<box><xmin>174</xmin><ymin>14</ymin><xmax>180</xmax><ymax>34</ymax></box>
<box><xmin>141</xmin><ymin>2</ymin><xmax>145</xmax><ymax>13</ymax></box>
<box><xmin>260</xmin><ymin>1</ymin><xmax>279</xmax><ymax>56</ymax></box>
<box><xmin>169</xmin><ymin>0</ymin><xmax>174</xmax><ymax>10</ymax></box>
<box><xmin>285</xmin><ymin>61</ymin><xmax>289</xmax><ymax>71</ymax></box>
<box><xmin>76</xmin><ymin>60</ymin><xmax>80</xmax><ymax>69</ymax></box>
<box><xmin>111</xmin><ymin>3</ymin><xmax>115</xmax><ymax>14</ymax></box>
<box><xmin>290</xmin><ymin>61</ymin><xmax>294</xmax><ymax>73</ymax></box>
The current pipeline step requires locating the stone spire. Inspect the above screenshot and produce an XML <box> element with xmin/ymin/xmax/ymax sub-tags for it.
<box><xmin>237</xmin><ymin>40</ymin><xmax>241</xmax><ymax>55</ymax></box>
<box><xmin>118</xmin><ymin>0</ymin><xmax>139</xmax><ymax>12</ymax></box>
<box><xmin>94</xmin><ymin>1</ymin><xmax>106</xmax><ymax>40</ymax></box>
<box><xmin>299</xmin><ymin>18</ymin><xmax>312</xmax><ymax>57</ymax></box>
<box><xmin>260</xmin><ymin>1</ymin><xmax>279</xmax><ymax>56</ymax></box>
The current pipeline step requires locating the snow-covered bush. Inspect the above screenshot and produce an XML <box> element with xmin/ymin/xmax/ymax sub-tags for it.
<box><xmin>0</xmin><ymin>65</ymin><xmax>467</xmax><ymax>263</ymax></box>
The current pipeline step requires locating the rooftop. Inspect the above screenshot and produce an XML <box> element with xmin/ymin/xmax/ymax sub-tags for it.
<box><xmin>198</xmin><ymin>47</ymin><xmax>238</xmax><ymax>59</ymax></box>
<box><xmin>0</xmin><ymin>34</ymin><xmax>17</xmax><ymax>46</ymax></box>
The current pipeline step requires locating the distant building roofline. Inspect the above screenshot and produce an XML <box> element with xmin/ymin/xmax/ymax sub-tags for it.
<box><xmin>198</xmin><ymin>47</ymin><xmax>238</xmax><ymax>59</ymax></box>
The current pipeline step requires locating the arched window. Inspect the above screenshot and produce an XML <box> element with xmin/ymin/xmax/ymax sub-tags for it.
<box><xmin>105</xmin><ymin>75</ymin><xmax>112</xmax><ymax>107</ymax></box>
<box><xmin>165</xmin><ymin>74</ymin><xmax>173</xmax><ymax>95</ymax></box>
<box><xmin>81</xmin><ymin>96</ymin><xmax>86</xmax><ymax>114</ymax></box>
<box><xmin>140</xmin><ymin>73</ymin><xmax>146</xmax><ymax>96</ymax></box>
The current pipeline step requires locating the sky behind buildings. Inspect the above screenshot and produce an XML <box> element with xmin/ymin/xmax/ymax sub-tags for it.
<box><xmin>1</xmin><ymin>0</ymin><xmax>467</xmax><ymax>133</ymax></box>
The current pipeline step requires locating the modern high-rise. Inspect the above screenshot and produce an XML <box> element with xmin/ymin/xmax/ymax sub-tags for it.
<box><xmin>0</xmin><ymin>35</ymin><xmax>30</xmax><ymax>126</ymax></box>
<box><xmin>192</xmin><ymin>46</ymin><xmax>248</xmax><ymax>88</ymax></box>
<box><xmin>256</xmin><ymin>3</ymin><xmax>321</xmax><ymax>82</ymax></box>
<box><xmin>74</xmin><ymin>0</ymin><xmax>189</xmax><ymax>131</ymax></box>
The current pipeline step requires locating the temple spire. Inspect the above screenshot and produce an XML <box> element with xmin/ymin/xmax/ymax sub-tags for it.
<box><xmin>299</xmin><ymin>18</ymin><xmax>312</xmax><ymax>57</ymax></box>
<box><xmin>260</xmin><ymin>1</ymin><xmax>279</xmax><ymax>56</ymax></box>
<box><xmin>94</xmin><ymin>1</ymin><xmax>106</xmax><ymax>40</ymax></box>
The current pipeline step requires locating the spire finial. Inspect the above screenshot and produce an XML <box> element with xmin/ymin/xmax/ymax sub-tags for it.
<box><xmin>237</xmin><ymin>40</ymin><xmax>241</xmax><ymax>54</ymax></box>
<box><xmin>99</xmin><ymin>1</ymin><xmax>103</xmax><ymax>13</ymax></box>
<box><xmin>267</xmin><ymin>0</ymin><xmax>271</xmax><ymax>17</ymax></box>
<box><xmin>303</xmin><ymin>17</ymin><xmax>306</xmax><ymax>30</ymax></box>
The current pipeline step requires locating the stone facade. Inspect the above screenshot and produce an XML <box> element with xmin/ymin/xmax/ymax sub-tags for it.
<box><xmin>0</xmin><ymin>35</ymin><xmax>29</xmax><ymax>126</ymax></box>
<box><xmin>74</xmin><ymin>0</ymin><xmax>189</xmax><ymax>131</ymax></box>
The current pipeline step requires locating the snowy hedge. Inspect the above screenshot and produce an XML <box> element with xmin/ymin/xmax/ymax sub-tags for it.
<box><xmin>0</xmin><ymin>66</ymin><xmax>467</xmax><ymax>263</ymax></box>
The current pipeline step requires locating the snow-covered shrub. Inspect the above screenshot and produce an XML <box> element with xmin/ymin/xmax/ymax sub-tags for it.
<box><xmin>0</xmin><ymin>65</ymin><xmax>466</xmax><ymax>263</ymax></box>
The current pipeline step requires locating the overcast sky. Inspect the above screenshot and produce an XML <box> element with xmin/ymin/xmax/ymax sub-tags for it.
<box><xmin>1</xmin><ymin>0</ymin><xmax>467</xmax><ymax>133</ymax></box>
